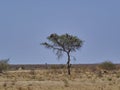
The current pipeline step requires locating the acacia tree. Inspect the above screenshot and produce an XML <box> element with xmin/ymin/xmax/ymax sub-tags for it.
<box><xmin>41</xmin><ymin>33</ymin><xmax>83</xmax><ymax>75</ymax></box>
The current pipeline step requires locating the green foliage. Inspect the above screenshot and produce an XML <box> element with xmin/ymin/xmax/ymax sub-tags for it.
<box><xmin>41</xmin><ymin>33</ymin><xmax>83</xmax><ymax>59</ymax></box>
<box><xmin>99</xmin><ymin>61</ymin><xmax>116</xmax><ymax>71</ymax></box>
<box><xmin>0</xmin><ymin>59</ymin><xmax>9</xmax><ymax>73</ymax></box>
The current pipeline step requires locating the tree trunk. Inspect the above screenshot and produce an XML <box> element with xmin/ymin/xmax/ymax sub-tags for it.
<box><xmin>67</xmin><ymin>52</ymin><xmax>71</xmax><ymax>75</ymax></box>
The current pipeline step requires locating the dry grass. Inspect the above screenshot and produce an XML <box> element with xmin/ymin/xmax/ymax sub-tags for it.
<box><xmin>0</xmin><ymin>67</ymin><xmax>120</xmax><ymax>90</ymax></box>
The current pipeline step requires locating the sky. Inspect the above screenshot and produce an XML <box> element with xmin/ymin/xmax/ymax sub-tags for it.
<box><xmin>0</xmin><ymin>0</ymin><xmax>120</xmax><ymax>64</ymax></box>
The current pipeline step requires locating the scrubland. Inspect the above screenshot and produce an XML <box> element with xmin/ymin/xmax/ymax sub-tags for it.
<box><xmin>0</xmin><ymin>65</ymin><xmax>120</xmax><ymax>90</ymax></box>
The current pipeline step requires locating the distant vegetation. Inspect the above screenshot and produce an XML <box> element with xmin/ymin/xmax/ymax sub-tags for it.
<box><xmin>0</xmin><ymin>59</ymin><xmax>9</xmax><ymax>73</ymax></box>
<box><xmin>99</xmin><ymin>61</ymin><xmax>116</xmax><ymax>70</ymax></box>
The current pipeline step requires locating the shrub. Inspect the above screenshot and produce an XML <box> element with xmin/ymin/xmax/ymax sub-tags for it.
<box><xmin>107</xmin><ymin>77</ymin><xmax>112</xmax><ymax>81</ymax></box>
<box><xmin>0</xmin><ymin>59</ymin><xmax>9</xmax><ymax>73</ymax></box>
<box><xmin>99</xmin><ymin>61</ymin><xmax>116</xmax><ymax>71</ymax></box>
<box><xmin>63</xmin><ymin>78</ymin><xmax>69</xmax><ymax>87</ymax></box>
<box><xmin>50</xmin><ymin>65</ymin><xmax>58</xmax><ymax>69</ymax></box>
<box><xmin>29</xmin><ymin>69</ymin><xmax>35</xmax><ymax>75</ymax></box>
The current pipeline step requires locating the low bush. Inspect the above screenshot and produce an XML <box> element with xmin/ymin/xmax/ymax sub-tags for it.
<box><xmin>99</xmin><ymin>61</ymin><xmax>116</xmax><ymax>71</ymax></box>
<box><xmin>0</xmin><ymin>59</ymin><xmax>9</xmax><ymax>73</ymax></box>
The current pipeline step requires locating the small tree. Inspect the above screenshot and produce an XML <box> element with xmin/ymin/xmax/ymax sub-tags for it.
<box><xmin>41</xmin><ymin>33</ymin><xmax>83</xmax><ymax>75</ymax></box>
<box><xmin>0</xmin><ymin>59</ymin><xmax>9</xmax><ymax>73</ymax></box>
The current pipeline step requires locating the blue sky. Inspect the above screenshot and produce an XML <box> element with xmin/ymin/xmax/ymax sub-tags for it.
<box><xmin>0</xmin><ymin>0</ymin><xmax>120</xmax><ymax>64</ymax></box>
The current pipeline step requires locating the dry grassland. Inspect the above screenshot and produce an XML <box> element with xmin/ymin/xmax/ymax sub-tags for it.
<box><xmin>0</xmin><ymin>67</ymin><xmax>120</xmax><ymax>90</ymax></box>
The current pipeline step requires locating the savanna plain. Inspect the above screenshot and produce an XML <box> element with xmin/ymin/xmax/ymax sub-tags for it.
<box><xmin>0</xmin><ymin>64</ymin><xmax>120</xmax><ymax>90</ymax></box>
